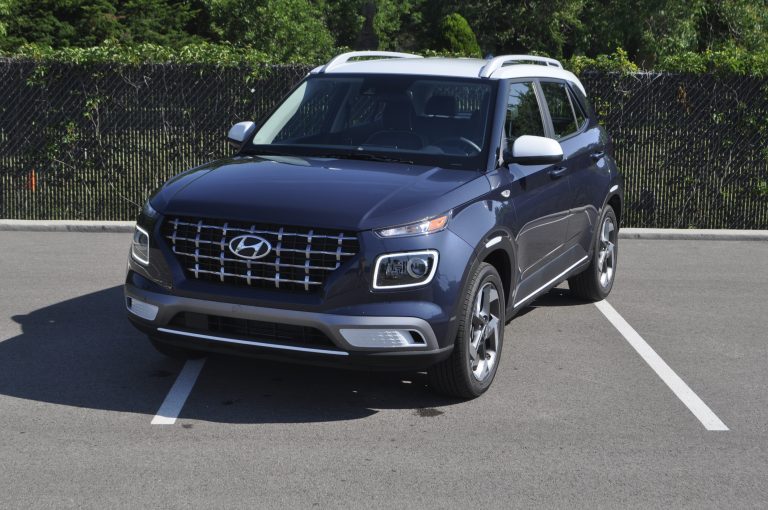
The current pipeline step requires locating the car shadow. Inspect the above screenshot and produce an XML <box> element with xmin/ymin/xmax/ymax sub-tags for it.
<box><xmin>0</xmin><ymin>286</ymin><xmax>460</xmax><ymax>424</ymax></box>
<box><xmin>511</xmin><ymin>287</ymin><xmax>589</xmax><ymax>320</ymax></box>
<box><xmin>529</xmin><ymin>287</ymin><xmax>590</xmax><ymax>307</ymax></box>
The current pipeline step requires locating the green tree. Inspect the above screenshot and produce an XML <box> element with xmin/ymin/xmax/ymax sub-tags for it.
<box><xmin>576</xmin><ymin>0</ymin><xmax>768</xmax><ymax>66</ymax></box>
<box><xmin>431</xmin><ymin>0</ymin><xmax>585</xmax><ymax>58</ymax></box>
<box><xmin>0</xmin><ymin>0</ymin><xmax>203</xmax><ymax>50</ymax></box>
<box><xmin>372</xmin><ymin>0</ymin><xmax>422</xmax><ymax>50</ymax></box>
<box><xmin>1</xmin><ymin>0</ymin><xmax>119</xmax><ymax>49</ymax></box>
<box><xmin>329</xmin><ymin>0</ymin><xmax>423</xmax><ymax>51</ymax></box>
<box><xmin>0</xmin><ymin>0</ymin><xmax>11</xmax><ymax>38</ymax></box>
<box><xmin>438</xmin><ymin>13</ymin><xmax>481</xmax><ymax>57</ymax></box>
<box><xmin>320</xmin><ymin>0</ymin><xmax>366</xmax><ymax>48</ymax></box>
<box><xmin>695</xmin><ymin>0</ymin><xmax>768</xmax><ymax>53</ymax></box>
<box><xmin>204</xmin><ymin>0</ymin><xmax>335</xmax><ymax>61</ymax></box>
<box><xmin>114</xmin><ymin>0</ymin><xmax>204</xmax><ymax>46</ymax></box>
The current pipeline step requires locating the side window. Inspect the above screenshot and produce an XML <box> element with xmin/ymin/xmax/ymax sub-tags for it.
<box><xmin>506</xmin><ymin>82</ymin><xmax>545</xmax><ymax>141</ymax></box>
<box><xmin>572</xmin><ymin>92</ymin><xmax>587</xmax><ymax>129</ymax></box>
<box><xmin>540</xmin><ymin>81</ymin><xmax>585</xmax><ymax>139</ymax></box>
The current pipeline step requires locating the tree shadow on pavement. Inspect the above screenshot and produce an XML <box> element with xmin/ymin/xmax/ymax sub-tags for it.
<box><xmin>0</xmin><ymin>286</ymin><xmax>460</xmax><ymax>424</ymax></box>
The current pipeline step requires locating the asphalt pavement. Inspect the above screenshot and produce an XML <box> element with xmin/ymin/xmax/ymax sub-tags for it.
<box><xmin>0</xmin><ymin>231</ymin><xmax>766</xmax><ymax>508</ymax></box>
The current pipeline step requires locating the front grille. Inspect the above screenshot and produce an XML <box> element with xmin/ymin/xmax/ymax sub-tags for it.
<box><xmin>162</xmin><ymin>217</ymin><xmax>359</xmax><ymax>292</ymax></box>
<box><xmin>170</xmin><ymin>312</ymin><xmax>338</xmax><ymax>350</ymax></box>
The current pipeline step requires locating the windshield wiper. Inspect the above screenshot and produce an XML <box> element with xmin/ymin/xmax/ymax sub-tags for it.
<box><xmin>316</xmin><ymin>151</ymin><xmax>414</xmax><ymax>165</ymax></box>
<box><xmin>241</xmin><ymin>147</ymin><xmax>301</xmax><ymax>158</ymax></box>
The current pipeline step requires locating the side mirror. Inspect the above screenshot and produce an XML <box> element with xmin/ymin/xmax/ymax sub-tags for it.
<box><xmin>227</xmin><ymin>121</ymin><xmax>256</xmax><ymax>149</ymax></box>
<box><xmin>504</xmin><ymin>135</ymin><xmax>563</xmax><ymax>166</ymax></box>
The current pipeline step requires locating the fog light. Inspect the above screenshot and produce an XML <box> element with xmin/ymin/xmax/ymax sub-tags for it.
<box><xmin>126</xmin><ymin>296</ymin><xmax>158</xmax><ymax>321</ymax></box>
<box><xmin>131</xmin><ymin>225</ymin><xmax>150</xmax><ymax>265</ymax></box>
<box><xmin>340</xmin><ymin>329</ymin><xmax>425</xmax><ymax>348</ymax></box>
<box><xmin>373</xmin><ymin>250</ymin><xmax>438</xmax><ymax>289</ymax></box>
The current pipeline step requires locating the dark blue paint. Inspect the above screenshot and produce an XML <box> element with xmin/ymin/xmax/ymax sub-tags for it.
<box><xmin>126</xmin><ymin>73</ymin><xmax>623</xmax><ymax>368</ymax></box>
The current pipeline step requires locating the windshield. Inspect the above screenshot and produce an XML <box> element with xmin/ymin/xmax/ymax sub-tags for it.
<box><xmin>248</xmin><ymin>74</ymin><xmax>496</xmax><ymax>170</ymax></box>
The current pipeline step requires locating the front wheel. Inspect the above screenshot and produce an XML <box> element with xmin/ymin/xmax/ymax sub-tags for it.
<box><xmin>428</xmin><ymin>263</ymin><xmax>505</xmax><ymax>399</ymax></box>
<box><xmin>569</xmin><ymin>205</ymin><xmax>618</xmax><ymax>301</ymax></box>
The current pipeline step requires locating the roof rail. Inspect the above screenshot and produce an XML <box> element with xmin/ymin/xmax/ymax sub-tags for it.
<box><xmin>479</xmin><ymin>55</ymin><xmax>563</xmax><ymax>78</ymax></box>
<box><xmin>316</xmin><ymin>51</ymin><xmax>423</xmax><ymax>74</ymax></box>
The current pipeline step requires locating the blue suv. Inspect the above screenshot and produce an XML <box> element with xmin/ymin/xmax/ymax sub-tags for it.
<box><xmin>125</xmin><ymin>52</ymin><xmax>623</xmax><ymax>398</ymax></box>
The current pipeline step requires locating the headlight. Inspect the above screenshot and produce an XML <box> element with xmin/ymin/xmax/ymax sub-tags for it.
<box><xmin>376</xmin><ymin>214</ymin><xmax>449</xmax><ymax>238</ymax></box>
<box><xmin>132</xmin><ymin>200</ymin><xmax>159</xmax><ymax>266</ymax></box>
<box><xmin>373</xmin><ymin>250</ymin><xmax>438</xmax><ymax>289</ymax></box>
<box><xmin>131</xmin><ymin>225</ymin><xmax>150</xmax><ymax>266</ymax></box>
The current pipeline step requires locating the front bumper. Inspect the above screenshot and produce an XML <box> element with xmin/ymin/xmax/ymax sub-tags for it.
<box><xmin>125</xmin><ymin>282</ymin><xmax>453</xmax><ymax>370</ymax></box>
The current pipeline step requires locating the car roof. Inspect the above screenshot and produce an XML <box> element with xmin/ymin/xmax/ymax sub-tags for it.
<box><xmin>310</xmin><ymin>53</ymin><xmax>587</xmax><ymax>96</ymax></box>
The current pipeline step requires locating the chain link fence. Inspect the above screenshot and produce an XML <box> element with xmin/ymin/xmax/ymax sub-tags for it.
<box><xmin>1</xmin><ymin>60</ymin><xmax>766</xmax><ymax>228</ymax></box>
<box><xmin>581</xmin><ymin>72</ymin><xmax>768</xmax><ymax>229</ymax></box>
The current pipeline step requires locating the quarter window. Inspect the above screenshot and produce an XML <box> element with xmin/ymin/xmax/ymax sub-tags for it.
<box><xmin>505</xmin><ymin>82</ymin><xmax>545</xmax><ymax>141</ymax></box>
<box><xmin>540</xmin><ymin>81</ymin><xmax>586</xmax><ymax>139</ymax></box>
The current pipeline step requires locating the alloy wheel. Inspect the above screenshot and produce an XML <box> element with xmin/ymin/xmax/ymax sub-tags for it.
<box><xmin>597</xmin><ymin>216</ymin><xmax>617</xmax><ymax>288</ymax></box>
<box><xmin>469</xmin><ymin>282</ymin><xmax>501</xmax><ymax>382</ymax></box>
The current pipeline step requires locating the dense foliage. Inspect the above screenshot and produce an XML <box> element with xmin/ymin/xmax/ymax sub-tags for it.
<box><xmin>438</xmin><ymin>13</ymin><xmax>481</xmax><ymax>58</ymax></box>
<box><xmin>0</xmin><ymin>0</ymin><xmax>766</xmax><ymax>71</ymax></box>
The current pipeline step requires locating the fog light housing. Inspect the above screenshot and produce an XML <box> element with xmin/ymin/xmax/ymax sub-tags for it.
<box><xmin>373</xmin><ymin>250</ymin><xmax>438</xmax><ymax>289</ymax></box>
<box><xmin>340</xmin><ymin>329</ymin><xmax>426</xmax><ymax>348</ymax></box>
<box><xmin>126</xmin><ymin>296</ymin><xmax>158</xmax><ymax>321</ymax></box>
<box><xmin>131</xmin><ymin>225</ymin><xmax>150</xmax><ymax>265</ymax></box>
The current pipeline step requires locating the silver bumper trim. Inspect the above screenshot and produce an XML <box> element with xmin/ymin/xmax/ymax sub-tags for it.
<box><xmin>125</xmin><ymin>284</ymin><xmax>441</xmax><ymax>353</ymax></box>
<box><xmin>157</xmin><ymin>327</ymin><xmax>349</xmax><ymax>356</ymax></box>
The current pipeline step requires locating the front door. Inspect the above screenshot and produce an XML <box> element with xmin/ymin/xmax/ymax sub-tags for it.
<box><xmin>499</xmin><ymin>81</ymin><xmax>572</xmax><ymax>305</ymax></box>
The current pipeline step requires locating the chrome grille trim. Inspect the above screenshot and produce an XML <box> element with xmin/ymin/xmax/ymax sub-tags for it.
<box><xmin>169</xmin><ymin>249</ymin><xmax>339</xmax><ymax>271</ymax></box>
<box><xmin>194</xmin><ymin>268</ymin><xmax>322</xmax><ymax>286</ymax></box>
<box><xmin>162</xmin><ymin>217</ymin><xmax>359</xmax><ymax>292</ymax></box>
<box><xmin>169</xmin><ymin>219</ymin><xmax>353</xmax><ymax>241</ymax></box>
<box><xmin>164</xmin><ymin>235</ymin><xmax>356</xmax><ymax>256</ymax></box>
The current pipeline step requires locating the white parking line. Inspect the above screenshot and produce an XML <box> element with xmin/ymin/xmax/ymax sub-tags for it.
<box><xmin>595</xmin><ymin>300</ymin><xmax>729</xmax><ymax>431</ymax></box>
<box><xmin>151</xmin><ymin>358</ymin><xmax>206</xmax><ymax>425</ymax></box>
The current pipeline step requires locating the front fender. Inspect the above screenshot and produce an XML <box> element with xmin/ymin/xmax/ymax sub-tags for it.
<box><xmin>448</xmin><ymin>200</ymin><xmax>518</xmax><ymax>318</ymax></box>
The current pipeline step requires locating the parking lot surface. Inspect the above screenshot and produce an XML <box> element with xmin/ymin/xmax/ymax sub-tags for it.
<box><xmin>1</xmin><ymin>232</ymin><xmax>766</xmax><ymax>508</ymax></box>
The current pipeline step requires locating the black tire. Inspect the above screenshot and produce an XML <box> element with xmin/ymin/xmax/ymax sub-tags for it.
<box><xmin>428</xmin><ymin>262</ymin><xmax>505</xmax><ymax>399</ymax></box>
<box><xmin>569</xmin><ymin>205</ymin><xmax>618</xmax><ymax>301</ymax></box>
<box><xmin>148</xmin><ymin>335</ymin><xmax>204</xmax><ymax>360</ymax></box>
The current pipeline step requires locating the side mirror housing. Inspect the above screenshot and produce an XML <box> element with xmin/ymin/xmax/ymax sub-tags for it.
<box><xmin>504</xmin><ymin>135</ymin><xmax>563</xmax><ymax>166</ymax></box>
<box><xmin>227</xmin><ymin>121</ymin><xmax>256</xmax><ymax>149</ymax></box>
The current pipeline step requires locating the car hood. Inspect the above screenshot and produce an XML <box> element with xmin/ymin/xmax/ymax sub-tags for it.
<box><xmin>153</xmin><ymin>155</ymin><xmax>489</xmax><ymax>231</ymax></box>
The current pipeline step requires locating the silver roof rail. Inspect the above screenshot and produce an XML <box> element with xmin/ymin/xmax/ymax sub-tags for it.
<box><xmin>479</xmin><ymin>55</ymin><xmax>563</xmax><ymax>78</ymax></box>
<box><xmin>316</xmin><ymin>51</ymin><xmax>423</xmax><ymax>74</ymax></box>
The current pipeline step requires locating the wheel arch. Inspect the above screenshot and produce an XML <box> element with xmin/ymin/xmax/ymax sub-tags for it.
<box><xmin>607</xmin><ymin>193</ymin><xmax>622</xmax><ymax>227</ymax></box>
<box><xmin>483</xmin><ymin>248</ymin><xmax>513</xmax><ymax>310</ymax></box>
<box><xmin>455</xmin><ymin>230</ymin><xmax>518</xmax><ymax>320</ymax></box>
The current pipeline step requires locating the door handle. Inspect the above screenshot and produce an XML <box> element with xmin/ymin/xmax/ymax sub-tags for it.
<box><xmin>590</xmin><ymin>150</ymin><xmax>605</xmax><ymax>161</ymax></box>
<box><xmin>548</xmin><ymin>166</ymin><xmax>567</xmax><ymax>179</ymax></box>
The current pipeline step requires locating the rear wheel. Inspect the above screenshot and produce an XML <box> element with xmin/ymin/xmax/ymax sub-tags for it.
<box><xmin>428</xmin><ymin>263</ymin><xmax>505</xmax><ymax>399</ymax></box>
<box><xmin>569</xmin><ymin>205</ymin><xmax>618</xmax><ymax>301</ymax></box>
<box><xmin>148</xmin><ymin>335</ymin><xmax>204</xmax><ymax>360</ymax></box>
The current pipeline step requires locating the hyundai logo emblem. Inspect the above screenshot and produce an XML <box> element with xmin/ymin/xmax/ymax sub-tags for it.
<box><xmin>229</xmin><ymin>235</ymin><xmax>272</xmax><ymax>260</ymax></box>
